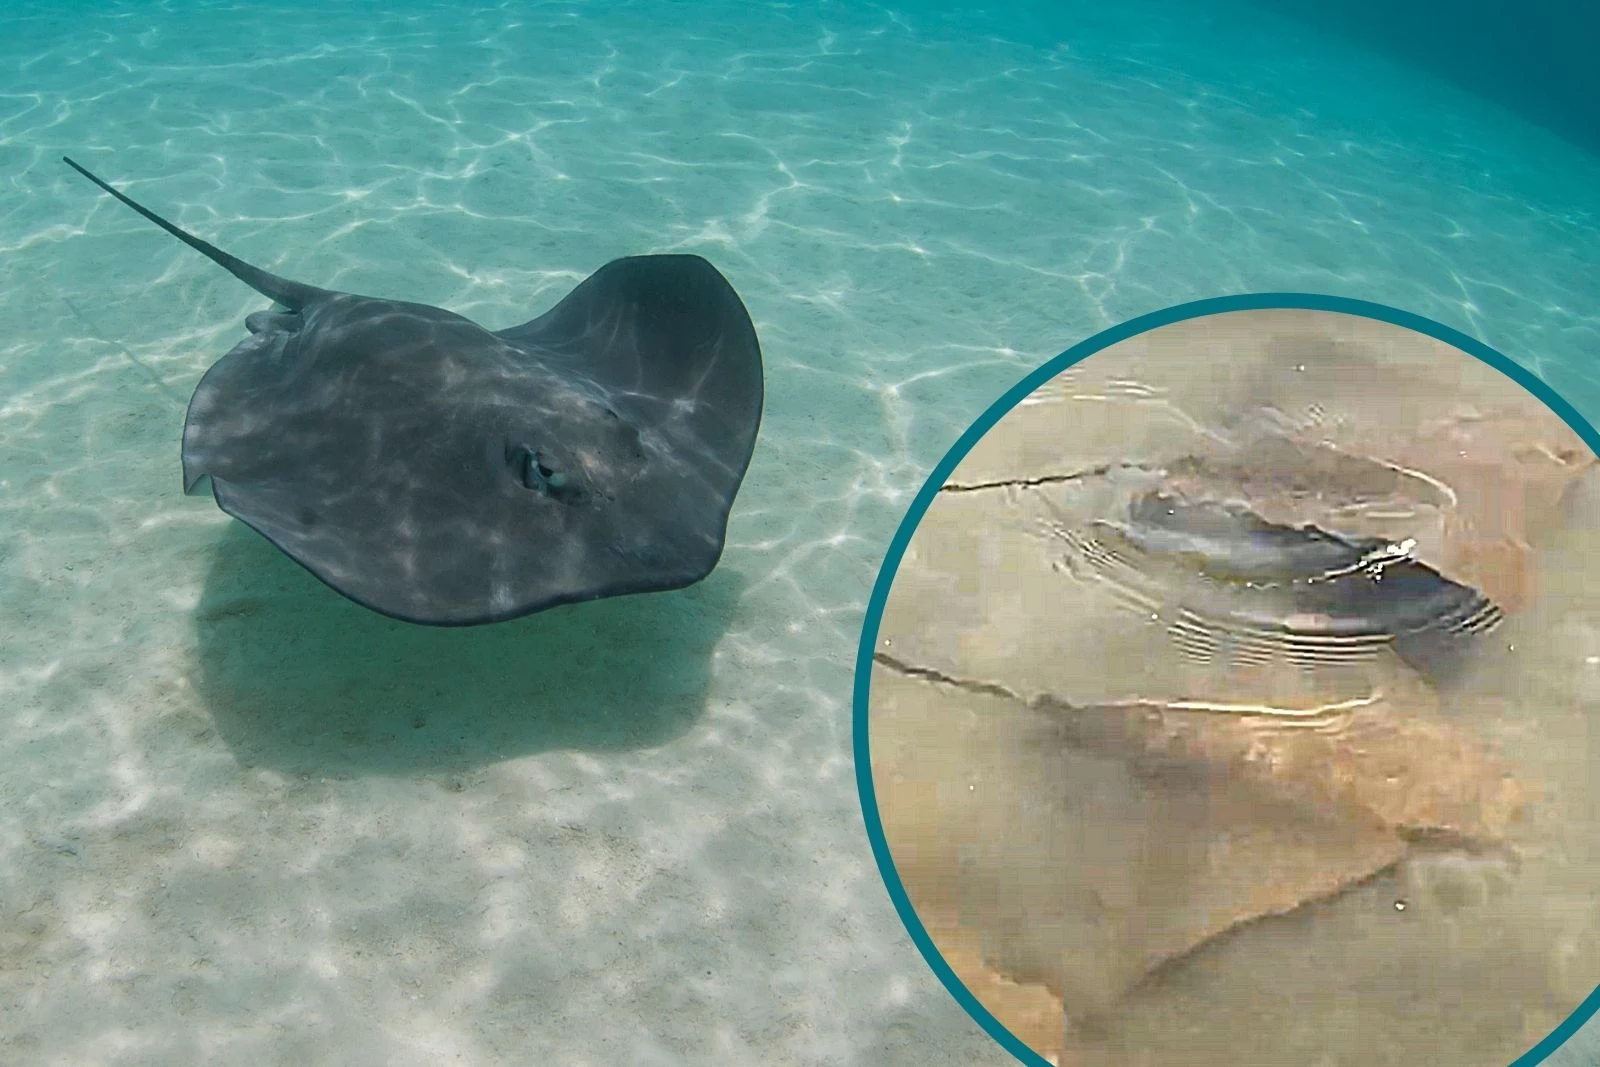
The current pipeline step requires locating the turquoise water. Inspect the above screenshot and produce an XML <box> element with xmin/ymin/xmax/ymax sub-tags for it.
<box><xmin>2</xmin><ymin>0</ymin><xmax>1599</xmax><ymax>1063</ymax></box>
<box><xmin>1258</xmin><ymin>0</ymin><xmax>1600</xmax><ymax>158</ymax></box>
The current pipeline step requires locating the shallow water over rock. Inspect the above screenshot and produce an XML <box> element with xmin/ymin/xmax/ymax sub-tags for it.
<box><xmin>870</xmin><ymin>308</ymin><xmax>1600</xmax><ymax>1065</ymax></box>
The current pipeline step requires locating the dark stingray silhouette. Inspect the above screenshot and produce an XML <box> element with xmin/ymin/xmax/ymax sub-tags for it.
<box><xmin>64</xmin><ymin>156</ymin><xmax>763</xmax><ymax>626</ymax></box>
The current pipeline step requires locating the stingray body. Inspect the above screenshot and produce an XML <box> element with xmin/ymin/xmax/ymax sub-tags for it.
<box><xmin>1115</xmin><ymin>490</ymin><xmax>1393</xmax><ymax>584</ymax></box>
<box><xmin>1063</xmin><ymin>463</ymin><xmax>1503</xmax><ymax>681</ymax></box>
<box><xmin>64</xmin><ymin>157</ymin><xmax>764</xmax><ymax>625</ymax></box>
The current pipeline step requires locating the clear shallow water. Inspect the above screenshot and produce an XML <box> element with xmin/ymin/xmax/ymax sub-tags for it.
<box><xmin>2</xmin><ymin>0</ymin><xmax>1599</xmax><ymax>1063</ymax></box>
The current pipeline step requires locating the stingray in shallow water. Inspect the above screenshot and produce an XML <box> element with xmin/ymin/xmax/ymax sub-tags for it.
<box><xmin>1052</xmin><ymin>467</ymin><xmax>1503</xmax><ymax>683</ymax></box>
<box><xmin>64</xmin><ymin>157</ymin><xmax>764</xmax><ymax>626</ymax></box>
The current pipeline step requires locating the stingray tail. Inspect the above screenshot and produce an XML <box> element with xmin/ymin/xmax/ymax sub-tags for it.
<box><xmin>63</xmin><ymin>156</ymin><xmax>320</xmax><ymax>312</ymax></box>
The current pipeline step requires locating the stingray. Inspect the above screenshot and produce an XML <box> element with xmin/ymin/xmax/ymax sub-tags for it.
<box><xmin>1072</xmin><ymin>479</ymin><xmax>1504</xmax><ymax>682</ymax></box>
<box><xmin>63</xmin><ymin>157</ymin><xmax>764</xmax><ymax>625</ymax></box>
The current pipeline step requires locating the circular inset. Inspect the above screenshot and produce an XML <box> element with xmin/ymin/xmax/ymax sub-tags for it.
<box><xmin>854</xmin><ymin>295</ymin><xmax>1600</xmax><ymax>1067</ymax></box>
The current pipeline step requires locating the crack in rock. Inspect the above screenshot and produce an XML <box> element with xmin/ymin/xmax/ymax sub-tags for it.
<box><xmin>867</xmin><ymin>646</ymin><xmax>1516</xmax><ymax>1016</ymax></box>
<box><xmin>937</xmin><ymin>461</ymin><xmax>1159</xmax><ymax>495</ymax></box>
<box><xmin>871</xmin><ymin>651</ymin><xmax>1023</xmax><ymax>702</ymax></box>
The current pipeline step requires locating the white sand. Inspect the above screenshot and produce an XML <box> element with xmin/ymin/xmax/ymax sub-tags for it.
<box><xmin>2</xmin><ymin>0</ymin><xmax>1600</xmax><ymax>1063</ymax></box>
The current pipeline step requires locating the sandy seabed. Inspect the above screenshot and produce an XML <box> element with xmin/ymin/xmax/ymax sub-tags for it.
<box><xmin>3</xmin><ymin>0</ymin><xmax>1600</xmax><ymax>1064</ymax></box>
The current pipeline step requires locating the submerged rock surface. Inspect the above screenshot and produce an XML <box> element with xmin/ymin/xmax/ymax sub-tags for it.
<box><xmin>869</xmin><ymin>309</ymin><xmax>1595</xmax><ymax>1063</ymax></box>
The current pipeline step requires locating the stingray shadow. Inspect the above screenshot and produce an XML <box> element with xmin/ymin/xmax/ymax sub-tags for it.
<box><xmin>190</xmin><ymin>523</ymin><xmax>745</xmax><ymax>776</ymax></box>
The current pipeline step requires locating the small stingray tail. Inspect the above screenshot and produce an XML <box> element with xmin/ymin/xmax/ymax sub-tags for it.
<box><xmin>63</xmin><ymin>156</ymin><xmax>320</xmax><ymax>312</ymax></box>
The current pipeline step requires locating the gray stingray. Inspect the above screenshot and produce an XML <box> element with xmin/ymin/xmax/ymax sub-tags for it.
<box><xmin>64</xmin><ymin>157</ymin><xmax>764</xmax><ymax>625</ymax></box>
<box><xmin>1074</xmin><ymin>481</ymin><xmax>1502</xmax><ymax>682</ymax></box>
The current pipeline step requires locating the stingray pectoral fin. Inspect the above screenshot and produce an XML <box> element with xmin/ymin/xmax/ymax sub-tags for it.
<box><xmin>496</xmin><ymin>254</ymin><xmax>765</xmax><ymax>468</ymax></box>
<box><xmin>62</xmin><ymin>156</ymin><xmax>327</xmax><ymax>312</ymax></box>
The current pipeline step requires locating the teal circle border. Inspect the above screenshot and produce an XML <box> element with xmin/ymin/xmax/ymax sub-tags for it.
<box><xmin>851</xmin><ymin>292</ymin><xmax>1600</xmax><ymax>1067</ymax></box>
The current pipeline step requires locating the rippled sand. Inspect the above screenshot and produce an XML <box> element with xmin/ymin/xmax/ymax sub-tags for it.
<box><xmin>4</xmin><ymin>0</ymin><xmax>1600</xmax><ymax>1063</ymax></box>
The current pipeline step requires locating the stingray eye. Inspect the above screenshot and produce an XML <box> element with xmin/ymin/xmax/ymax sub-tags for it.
<box><xmin>506</xmin><ymin>442</ymin><xmax>586</xmax><ymax>504</ymax></box>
